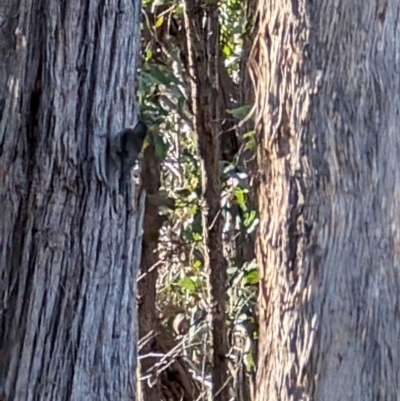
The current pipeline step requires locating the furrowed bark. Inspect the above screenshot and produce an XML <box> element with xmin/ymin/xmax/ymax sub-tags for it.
<box><xmin>252</xmin><ymin>0</ymin><xmax>400</xmax><ymax>399</ymax></box>
<box><xmin>0</xmin><ymin>1</ymin><xmax>143</xmax><ymax>400</ymax></box>
<box><xmin>138</xmin><ymin>139</ymin><xmax>162</xmax><ymax>401</ymax></box>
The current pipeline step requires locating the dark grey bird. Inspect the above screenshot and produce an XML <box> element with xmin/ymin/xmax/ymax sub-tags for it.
<box><xmin>118</xmin><ymin>120</ymin><xmax>148</xmax><ymax>169</ymax></box>
<box><xmin>117</xmin><ymin>120</ymin><xmax>147</xmax><ymax>192</ymax></box>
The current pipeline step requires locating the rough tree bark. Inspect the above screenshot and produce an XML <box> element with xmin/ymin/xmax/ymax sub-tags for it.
<box><xmin>252</xmin><ymin>0</ymin><xmax>400</xmax><ymax>400</ymax></box>
<box><xmin>0</xmin><ymin>1</ymin><xmax>143</xmax><ymax>400</ymax></box>
<box><xmin>183</xmin><ymin>1</ymin><xmax>229</xmax><ymax>400</ymax></box>
<box><xmin>137</xmin><ymin>138</ymin><xmax>163</xmax><ymax>401</ymax></box>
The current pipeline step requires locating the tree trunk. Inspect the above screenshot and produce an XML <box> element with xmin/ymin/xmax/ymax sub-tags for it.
<box><xmin>137</xmin><ymin>141</ymin><xmax>162</xmax><ymax>401</ymax></box>
<box><xmin>0</xmin><ymin>1</ymin><xmax>143</xmax><ymax>400</ymax></box>
<box><xmin>183</xmin><ymin>1</ymin><xmax>229</xmax><ymax>400</ymax></box>
<box><xmin>252</xmin><ymin>0</ymin><xmax>400</xmax><ymax>400</ymax></box>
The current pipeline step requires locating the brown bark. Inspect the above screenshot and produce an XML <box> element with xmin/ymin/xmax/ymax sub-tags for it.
<box><xmin>235</xmin><ymin>0</ymin><xmax>258</xmax><ymax>269</ymax></box>
<box><xmin>183</xmin><ymin>1</ymin><xmax>229</xmax><ymax>400</ymax></box>
<box><xmin>0</xmin><ymin>1</ymin><xmax>143</xmax><ymax>400</ymax></box>
<box><xmin>252</xmin><ymin>0</ymin><xmax>400</xmax><ymax>400</ymax></box>
<box><xmin>138</xmin><ymin>137</ymin><xmax>163</xmax><ymax>401</ymax></box>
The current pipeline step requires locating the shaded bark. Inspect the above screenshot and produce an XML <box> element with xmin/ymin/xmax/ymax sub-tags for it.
<box><xmin>138</xmin><ymin>139</ymin><xmax>162</xmax><ymax>401</ymax></box>
<box><xmin>235</xmin><ymin>0</ymin><xmax>258</xmax><ymax>269</ymax></box>
<box><xmin>183</xmin><ymin>1</ymin><xmax>229</xmax><ymax>400</ymax></box>
<box><xmin>252</xmin><ymin>0</ymin><xmax>400</xmax><ymax>399</ymax></box>
<box><xmin>0</xmin><ymin>1</ymin><xmax>143</xmax><ymax>400</ymax></box>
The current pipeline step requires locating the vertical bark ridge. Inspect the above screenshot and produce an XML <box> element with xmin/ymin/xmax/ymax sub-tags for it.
<box><xmin>252</xmin><ymin>0</ymin><xmax>400</xmax><ymax>399</ymax></box>
<box><xmin>0</xmin><ymin>1</ymin><xmax>143</xmax><ymax>400</ymax></box>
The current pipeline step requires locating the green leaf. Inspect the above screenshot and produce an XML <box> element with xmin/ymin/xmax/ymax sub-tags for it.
<box><xmin>227</xmin><ymin>104</ymin><xmax>252</xmax><ymax>119</ymax></box>
<box><xmin>234</xmin><ymin>188</ymin><xmax>247</xmax><ymax>211</ymax></box>
<box><xmin>191</xmin><ymin>211</ymin><xmax>202</xmax><ymax>238</ymax></box>
<box><xmin>244</xmin><ymin>269</ymin><xmax>258</xmax><ymax>285</ymax></box>
<box><xmin>147</xmin><ymin>65</ymin><xmax>182</xmax><ymax>86</ymax></box>
<box><xmin>155</xmin><ymin>16</ymin><xmax>164</xmax><ymax>28</ymax></box>
<box><xmin>244</xmin><ymin>353</ymin><xmax>255</xmax><ymax>372</ymax></box>
<box><xmin>177</xmin><ymin>277</ymin><xmax>199</xmax><ymax>294</ymax></box>
<box><xmin>244</xmin><ymin>210</ymin><xmax>256</xmax><ymax>227</ymax></box>
<box><xmin>243</xmin><ymin>130</ymin><xmax>255</xmax><ymax>139</ymax></box>
<box><xmin>192</xmin><ymin>232</ymin><xmax>202</xmax><ymax>241</ymax></box>
<box><xmin>153</xmin><ymin>134</ymin><xmax>169</xmax><ymax>160</ymax></box>
<box><xmin>223</xmin><ymin>44</ymin><xmax>232</xmax><ymax>57</ymax></box>
<box><xmin>244</xmin><ymin>130</ymin><xmax>256</xmax><ymax>151</ymax></box>
<box><xmin>145</xmin><ymin>49</ymin><xmax>153</xmax><ymax>61</ymax></box>
<box><xmin>151</xmin><ymin>0</ymin><xmax>165</xmax><ymax>6</ymax></box>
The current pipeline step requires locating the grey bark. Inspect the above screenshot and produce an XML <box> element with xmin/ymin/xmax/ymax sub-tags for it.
<box><xmin>0</xmin><ymin>1</ymin><xmax>143</xmax><ymax>400</ymax></box>
<box><xmin>252</xmin><ymin>0</ymin><xmax>400</xmax><ymax>400</ymax></box>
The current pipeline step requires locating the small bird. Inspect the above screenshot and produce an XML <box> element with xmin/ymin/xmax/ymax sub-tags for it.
<box><xmin>117</xmin><ymin>120</ymin><xmax>147</xmax><ymax>193</ymax></box>
<box><xmin>118</xmin><ymin>120</ymin><xmax>148</xmax><ymax>170</ymax></box>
